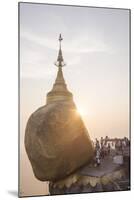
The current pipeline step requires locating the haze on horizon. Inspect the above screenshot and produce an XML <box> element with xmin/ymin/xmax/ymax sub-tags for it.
<box><xmin>19</xmin><ymin>2</ymin><xmax>130</xmax><ymax>196</ymax></box>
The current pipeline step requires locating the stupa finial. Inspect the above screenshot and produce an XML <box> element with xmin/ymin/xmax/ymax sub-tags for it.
<box><xmin>59</xmin><ymin>33</ymin><xmax>63</xmax><ymax>47</ymax></box>
<box><xmin>55</xmin><ymin>34</ymin><xmax>66</xmax><ymax>67</ymax></box>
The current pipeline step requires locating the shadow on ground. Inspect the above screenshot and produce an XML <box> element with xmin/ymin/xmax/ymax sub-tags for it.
<box><xmin>8</xmin><ymin>190</ymin><xmax>18</xmax><ymax>197</ymax></box>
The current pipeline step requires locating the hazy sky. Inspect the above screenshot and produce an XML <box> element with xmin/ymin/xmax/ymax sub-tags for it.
<box><xmin>20</xmin><ymin>2</ymin><xmax>130</xmax><ymax>196</ymax></box>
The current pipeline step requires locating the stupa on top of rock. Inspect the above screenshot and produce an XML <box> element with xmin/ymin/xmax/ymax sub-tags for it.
<box><xmin>25</xmin><ymin>34</ymin><xmax>94</xmax><ymax>182</ymax></box>
<box><xmin>47</xmin><ymin>34</ymin><xmax>73</xmax><ymax>104</ymax></box>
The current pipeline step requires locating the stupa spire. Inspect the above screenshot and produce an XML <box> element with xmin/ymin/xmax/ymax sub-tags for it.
<box><xmin>55</xmin><ymin>34</ymin><xmax>66</xmax><ymax>67</ymax></box>
<box><xmin>54</xmin><ymin>34</ymin><xmax>66</xmax><ymax>85</ymax></box>
<box><xmin>46</xmin><ymin>34</ymin><xmax>73</xmax><ymax>104</ymax></box>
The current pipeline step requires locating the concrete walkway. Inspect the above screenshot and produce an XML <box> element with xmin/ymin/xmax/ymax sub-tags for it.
<box><xmin>78</xmin><ymin>156</ymin><xmax>121</xmax><ymax>177</ymax></box>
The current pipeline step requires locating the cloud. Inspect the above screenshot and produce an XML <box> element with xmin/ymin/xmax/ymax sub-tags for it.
<box><xmin>20</xmin><ymin>29</ymin><xmax>112</xmax><ymax>79</ymax></box>
<box><xmin>20</xmin><ymin>29</ymin><xmax>110</xmax><ymax>54</ymax></box>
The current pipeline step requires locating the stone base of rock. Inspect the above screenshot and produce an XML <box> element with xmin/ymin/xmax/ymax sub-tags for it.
<box><xmin>49</xmin><ymin>165</ymin><xmax>130</xmax><ymax>195</ymax></box>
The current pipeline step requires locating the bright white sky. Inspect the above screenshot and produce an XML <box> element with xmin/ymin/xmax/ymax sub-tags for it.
<box><xmin>19</xmin><ymin>2</ymin><xmax>130</xmax><ymax>196</ymax></box>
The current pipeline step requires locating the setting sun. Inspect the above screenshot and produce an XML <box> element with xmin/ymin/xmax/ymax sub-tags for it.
<box><xmin>76</xmin><ymin>107</ymin><xmax>88</xmax><ymax>117</ymax></box>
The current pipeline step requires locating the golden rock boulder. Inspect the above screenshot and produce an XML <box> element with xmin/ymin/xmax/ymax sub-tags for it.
<box><xmin>25</xmin><ymin>100</ymin><xmax>94</xmax><ymax>181</ymax></box>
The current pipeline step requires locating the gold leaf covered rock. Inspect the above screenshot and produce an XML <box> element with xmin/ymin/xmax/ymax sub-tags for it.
<box><xmin>25</xmin><ymin>101</ymin><xmax>94</xmax><ymax>181</ymax></box>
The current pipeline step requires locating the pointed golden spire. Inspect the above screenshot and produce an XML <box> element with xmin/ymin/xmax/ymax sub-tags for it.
<box><xmin>55</xmin><ymin>34</ymin><xmax>66</xmax><ymax>67</ymax></box>
<box><xmin>46</xmin><ymin>34</ymin><xmax>73</xmax><ymax>104</ymax></box>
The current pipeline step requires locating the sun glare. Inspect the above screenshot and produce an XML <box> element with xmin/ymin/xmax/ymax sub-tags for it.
<box><xmin>76</xmin><ymin>107</ymin><xmax>88</xmax><ymax>117</ymax></box>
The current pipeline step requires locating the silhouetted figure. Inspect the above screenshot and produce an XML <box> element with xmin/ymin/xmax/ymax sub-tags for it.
<box><xmin>108</xmin><ymin>143</ymin><xmax>111</xmax><ymax>155</ymax></box>
<box><xmin>96</xmin><ymin>149</ymin><xmax>101</xmax><ymax>166</ymax></box>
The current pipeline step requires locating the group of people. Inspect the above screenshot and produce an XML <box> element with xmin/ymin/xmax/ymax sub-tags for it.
<box><xmin>94</xmin><ymin>138</ymin><xmax>111</xmax><ymax>166</ymax></box>
<box><xmin>115</xmin><ymin>137</ymin><xmax>130</xmax><ymax>152</ymax></box>
<box><xmin>93</xmin><ymin>136</ymin><xmax>130</xmax><ymax>166</ymax></box>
